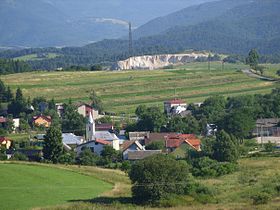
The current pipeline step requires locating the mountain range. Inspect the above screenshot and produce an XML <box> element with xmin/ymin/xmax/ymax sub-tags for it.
<box><xmin>0</xmin><ymin>0</ymin><xmax>279</xmax><ymax>70</ymax></box>
<box><xmin>0</xmin><ymin>0</ymin><xmax>215</xmax><ymax>47</ymax></box>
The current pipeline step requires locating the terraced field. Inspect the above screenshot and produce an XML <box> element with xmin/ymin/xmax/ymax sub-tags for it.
<box><xmin>1</xmin><ymin>62</ymin><xmax>278</xmax><ymax>114</ymax></box>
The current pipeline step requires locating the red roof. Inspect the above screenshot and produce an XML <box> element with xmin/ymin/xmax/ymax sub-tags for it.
<box><xmin>0</xmin><ymin>136</ymin><xmax>12</xmax><ymax>143</ymax></box>
<box><xmin>33</xmin><ymin>115</ymin><xmax>52</xmax><ymax>122</ymax></box>
<box><xmin>0</xmin><ymin>117</ymin><xmax>7</xmax><ymax>123</ymax></box>
<box><xmin>95</xmin><ymin>139</ymin><xmax>111</xmax><ymax>145</ymax></box>
<box><xmin>165</xmin><ymin>99</ymin><xmax>185</xmax><ymax>104</ymax></box>
<box><xmin>96</xmin><ymin>123</ymin><xmax>113</xmax><ymax>131</ymax></box>
<box><xmin>166</xmin><ymin>134</ymin><xmax>201</xmax><ymax>151</ymax></box>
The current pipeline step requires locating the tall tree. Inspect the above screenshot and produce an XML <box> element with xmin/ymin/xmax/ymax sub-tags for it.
<box><xmin>90</xmin><ymin>90</ymin><xmax>103</xmax><ymax>113</ymax></box>
<box><xmin>213</xmin><ymin>130</ymin><xmax>239</xmax><ymax>163</ymax></box>
<box><xmin>246</xmin><ymin>49</ymin><xmax>259</xmax><ymax>70</ymax></box>
<box><xmin>62</xmin><ymin>101</ymin><xmax>85</xmax><ymax>135</ymax></box>
<box><xmin>43</xmin><ymin>126</ymin><xmax>63</xmax><ymax>163</ymax></box>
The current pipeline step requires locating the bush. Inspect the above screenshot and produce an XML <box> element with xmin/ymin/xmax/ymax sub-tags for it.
<box><xmin>129</xmin><ymin>154</ymin><xmax>192</xmax><ymax>204</ymax></box>
<box><xmin>145</xmin><ymin>141</ymin><xmax>164</xmax><ymax>150</ymax></box>
<box><xmin>251</xmin><ymin>192</ymin><xmax>271</xmax><ymax>205</ymax></box>
<box><xmin>191</xmin><ymin>157</ymin><xmax>237</xmax><ymax>178</ymax></box>
<box><xmin>58</xmin><ymin>152</ymin><xmax>76</xmax><ymax>164</ymax></box>
<box><xmin>78</xmin><ymin>148</ymin><xmax>100</xmax><ymax>166</ymax></box>
<box><xmin>11</xmin><ymin>152</ymin><xmax>28</xmax><ymax>161</ymax></box>
<box><xmin>120</xmin><ymin>161</ymin><xmax>131</xmax><ymax>173</ymax></box>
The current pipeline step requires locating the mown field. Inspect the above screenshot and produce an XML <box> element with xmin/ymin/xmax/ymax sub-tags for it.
<box><xmin>2</xmin><ymin>62</ymin><xmax>279</xmax><ymax>114</ymax></box>
<box><xmin>13</xmin><ymin>53</ymin><xmax>59</xmax><ymax>61</ymax></box>
<box><xmin>0</xmin><ymin>163</ymin><xmax>112</xmax><ymax>210</ymax></box>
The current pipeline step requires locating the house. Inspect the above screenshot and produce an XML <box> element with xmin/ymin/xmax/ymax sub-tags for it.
<box><xmin>62</xmin><ymin>133</ymin><xmax>84</xmax><ymax>148</ymax></box>
<box><xmin>96</xmin><ymin>123</ymin><xmax>114</xmax><ymax>131</ymax></box>
<box><xmin>76</xmin><ymin>102</ymin><xmax>99</xmax><ymax>119</ymax></box>
<box><xmin>129</xmin><ymin>131</ymin><xmax>150</xmax><ymax>141</ymax></box>
<box><xmin>55</xmin><ymin>103</ymin><xmax>64</xmax><ymax>117</ymax></box>
<box><xmin>0</xmin><ymin>117</ymin><xmax>20</xmax><ymax>132</ymax></box>
<box><xmin>166</xmin><ymin>134</ymin><xmax>201</xmax><ymax>152</ymax></box>
<box><xmin>252</xmin><ymin>118</ymin><xmax>280</xmax><ymax>137</ymax></box>
<box><xmin>33</xmin><ymin>115</ymin><xmax>52</xmax><ymax>127</ymax></box>
<box><xmin>7</xmin><ymin>149</ymin><xmax>43</xmax><ymax>161</ymax></box>
<box><xmin>0</xmin><ymin>137</ymin><xmax>13</xmax><ymax>149</ymax></box>
<box><xmin>127</xmin><ymin>150</ymin><xmax>162</xmax><ymax>161</ymax></box>
<box><xmin>164</xmin><ymin>99</ymin><xmax>187</xmax><ymax>116</ymax></box>
<box><xmin>122</xmin><ymin>140</ymin><xmax>145</xmax><ymax>160</ymax></box>
<box><xmin>144</xmin><ymin>133</ymin><xmax>201</xmax><ymax>153</ymax></box>
<box><xmin>76</xmin><ymin>139</ymin><xmax>111</xmax><ymax>156</ymax></box>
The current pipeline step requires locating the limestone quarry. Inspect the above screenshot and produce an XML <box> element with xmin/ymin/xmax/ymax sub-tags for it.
<box><xmin>113</xmin><ymin>53</ymin><xmax>209</xmax><ymax>70</ymax></box>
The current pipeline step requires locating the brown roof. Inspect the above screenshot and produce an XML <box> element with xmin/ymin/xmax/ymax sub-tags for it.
<box><xmin>256</xmin><ymin>118</ymin><xmax>280</xmax><ymax>128</ymax></box>
<box><xmin>96</xmin><ymin>123</ymin><xmax>113</xmax><ymax>131</ymax></box>
<box><xmin>127</xmin><ymin>150</ymin><xmax>162</xmax><ymax>160</ymax></box>
<box><xmin>145</xmin><ymin>133</ymin><xmax>176</xmax><ymax>145</ymax></box>
<box><xmin>122</xmin><ymin>140</ymin><xmax>136</xmax><ymax>151</ymax></box>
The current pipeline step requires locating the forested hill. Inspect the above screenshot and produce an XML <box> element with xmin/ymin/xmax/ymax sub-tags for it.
<box><xmin>0</xmin><ymin>0</ymin><xmax>280</xmax><ymax>70</ymax></box>
<box><xmin>133</xmin><ymin>0</ymin><xmax>248</xmax><ymax>39</ymax></box>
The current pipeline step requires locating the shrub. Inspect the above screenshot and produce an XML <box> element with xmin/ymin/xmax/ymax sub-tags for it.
<box><xmin>58</xmin><ymin>152</ymin><xmax>76</xmax><ymax>164</ymax></box>
<box><xmin>251</xmin><ymin>192</ymin><xmax>271</xmax><ymax>205</ymax></box>
<box><xmin>78</xmin><ymin>148</ymin><xmax>100</xmax><ymax>166</ymax></box>
<box><xmin>145</xmin><ymin>141</ymin><xmax>164</xmax><ymax>150</ymax></box>
<box><xmin>191</xmin><ymin>157</ymin><xmax>237</xmax><ymax>178</ymax></box>
<box><xmin>11</xmin><ymin>152</ymin><xmax>28</xmax><ymax>161</ymax></box>
<box><xmin>129</xmin><ymin>154</ymin><xmax>193</xmax><ymax>204</ymax></box>
<box><xmin>120</xmin><ymin>161</ymin><xmax>131</xmax><ymax>173</ymax></box>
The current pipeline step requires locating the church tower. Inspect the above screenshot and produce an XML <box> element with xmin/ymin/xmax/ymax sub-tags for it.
<box><xmin>86</xmin><ymin>112</ymin><xmax>95</xmax><ymax>141</ymax></box>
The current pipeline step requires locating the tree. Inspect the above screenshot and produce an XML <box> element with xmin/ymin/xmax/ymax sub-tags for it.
<box><xmin>100</xmin><ymin>145</ymin><xmax>121</xmax><ymax>163</ymax></box>
<box><xmin>145</xmin><ymin>140</ymin><xmax>164</xmax><ymax>150</ymax></box>
<box><xmin>221</xmin><ymin>108</ymin><xmax>255</xmax><ymax>140</ymax></box>
<box><xmin>62</xmin><ymin>101</ymin><xmax>85</xmax><ymax>135</ymax></box>
<box><xmin>129</xmin><ymin>154</ymin><xmax>192</xmax><ymax>204</ymax></box>
<box><xmin>136</xmin><ymin>106</ymin><xmax>166</xmax><ymax>132</ymax></box>
<box><xmin>168</xmin><ymin>115</ymin><xmax>200</xmax><ymax>134</ymax></box>
<box><xmin>43</xmin><ymin>126</ymin><xmax>63</xmax><ymax>163</ymax></box>
<box><xmin>276</xmin><ymin>70</ymin><xmax>280</xmax><ymax>77</ymax></box>
<box><xmin>78</xmin><ymin>148</ymin><xmax>100</xmax><ymax>166</ymax></box>
<box><xmin>90</xmin><ymin>90</ymin><xmax>103</xmax><ymax>113</ymax></box>
<box><xmin>199</xmin><ymin>95</ymin><xmax>227</xmax><ymax>124</ymax></box>
<box><xmin>8</xmin><ymin>88</ymin><xmax>27</xmax><ymax>117</ymax></box>
<box><xmin>246</xmin><ymin>49</ymin><xmax>259</xmax><ymax>70</ymax></box>
<box><xmin>213</xmin><ymin>130</ymin><xmax>239</xmax><ymax>163</ymax></box>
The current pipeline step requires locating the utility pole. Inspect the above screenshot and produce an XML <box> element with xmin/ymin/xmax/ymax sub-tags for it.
<box><xmin>129</xmin><ymin>22</ymin><xmax>133</xmax><ymax>58</ymax></box>
<box><xmin>208</xmin><ymin>53</ymin><xmax>211</xmax><ymax>72</ymax></box>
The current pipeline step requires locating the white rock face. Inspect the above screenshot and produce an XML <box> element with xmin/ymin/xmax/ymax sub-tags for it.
<box><xmin>113</xmin><ymin>53</ymin><xmax>209</xmax><ymax>70</ymax></box>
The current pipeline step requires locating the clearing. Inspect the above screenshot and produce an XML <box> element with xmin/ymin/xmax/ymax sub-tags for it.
<box><xmin>2</xmin><ymin>62</ymin><xmax>279</xmax><ymax>114</ymax></box>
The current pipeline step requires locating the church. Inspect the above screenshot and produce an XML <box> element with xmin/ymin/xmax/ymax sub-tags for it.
<box><xmin>76</xmin><ymin>113</ymin><xmax>120</xmax><ymax>156</ymax></box>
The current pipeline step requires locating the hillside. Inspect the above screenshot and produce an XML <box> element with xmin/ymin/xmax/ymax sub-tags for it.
<box><xmin>0</xmin><ymin>163</ymin><xmax>112</xmax><ymax>210</ymax></box>
<box><xmin>133</xmin><ymin>0</ymin><xmax>248</xmax><ymax>39</ymax></box>
<box><xmin>0</xmin><ymin>0</ymin><xmax>214</xmax><ymax>47</ymax></box>
<box><xmin>2</xmin><ymin>62</ymin><xmax>279</xmax><ymax>114</ymax></box>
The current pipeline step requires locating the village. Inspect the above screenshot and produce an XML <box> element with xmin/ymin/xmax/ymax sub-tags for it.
<box><xmin>1</xmin><ymin>91</ymin><xmax>280</xmax><ymax>163</ymax></box>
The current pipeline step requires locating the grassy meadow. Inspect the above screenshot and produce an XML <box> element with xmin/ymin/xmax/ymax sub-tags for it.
<box><xmin>36</xmin><ymin>157</ymin><xmax>280</xmax><ymax>210</ymax></box>
<box><xmin>2</xmin><ymin>62</ymin><xmax>279</xmax><ymax>114</ymax></box>
<box><xmin>0</xmin><ymin>163</ymin><xmax>112</xmax><ymax>210</ymax></box>
<box><xmin>13</xmin><ymin>53</ymin><xmax>59</xmax><ymax>62</ymax></box>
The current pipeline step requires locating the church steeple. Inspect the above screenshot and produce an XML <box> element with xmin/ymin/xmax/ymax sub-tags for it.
<box><xmin>86</xmin><ymin>112</ymin><xmax>95</xmax><ymax>141</ymax></box>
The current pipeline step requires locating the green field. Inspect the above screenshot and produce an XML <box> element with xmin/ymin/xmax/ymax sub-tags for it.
<box><xmin>13</xmin><ymin>53</ymin><xmax>59</xmax><ymax>61</ymax></box>
<box><xmin>2</xmin><ymin>62</ymin><xmax>279</xmax><ymax>114</ymax></box>
<box><xmin>0</xmin><ymin>163</ymin><xmax>112</xmax><ymax>210</ymax></box>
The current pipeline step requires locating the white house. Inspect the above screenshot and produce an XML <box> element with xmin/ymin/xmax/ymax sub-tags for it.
<box><xmin>122</xmin><ymin>140</ymin><xmax>145</xmax><ymax>160</ymax></box>
<box><xmin>76</xmin><ymin>139</ymin><xmax>111</xmax><ymax>156</ymax></box>
<box><xmin>77</xmin><ymin>103</ymin><xmax>99</xmax><ymax>119</ymax></box>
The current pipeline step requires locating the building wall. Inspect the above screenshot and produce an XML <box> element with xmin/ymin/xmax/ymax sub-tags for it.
<box><xmin>76</xmin><ymin>141</ymin><xmax>105</xmax><ymax>156</ymax></box>
<box><xmin>123</xmin><ymin>144</ymin><xmax>140</xmax><ymax>160</ymax></box>
<box><xmin>256</xmin><ymin>137</ymin><xmax>280</xmax><ymax>145</ymax></box>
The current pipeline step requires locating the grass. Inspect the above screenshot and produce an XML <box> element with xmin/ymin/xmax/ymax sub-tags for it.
<box><xmin>0</xmin><ymin>162</ymin><xmax>112</xmax><ymax>210</ymax></box>
<box><xmin>1</xmin><ymin>157</ymin><xmax>280</xmax><ymax>210</ymax></box>
<box><xmin>13</xmin><ymin>53</ymin><xmax>59</xmax><ymax>62</ymax></box>
<box><xmin>1</xmin><ymin>62</ymin><xmax>278</xmax><ymax>114</ymax></box>
<box><xmin>39</xmin><ymin>157</ymin><xmax>280</xmax><ymax>210</ymax></box>
<box><xmin>262</xmin><ymin>64</ymin><xmax>280</xmax><ymax>79</ymax></box>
